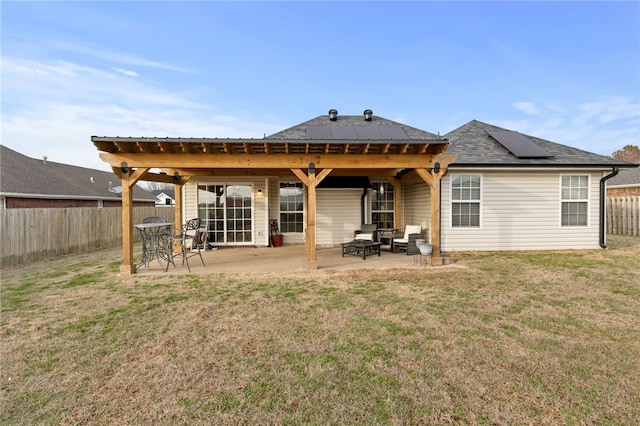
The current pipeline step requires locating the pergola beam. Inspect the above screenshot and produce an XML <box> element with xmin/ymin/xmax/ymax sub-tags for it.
<box><xmin>99</xmin><ymin>153</ymin><xmax>456</xmax><ymax>170</ymax></box>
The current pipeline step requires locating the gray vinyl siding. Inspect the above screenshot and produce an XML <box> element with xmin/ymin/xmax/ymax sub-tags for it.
<box><xmin>402</xmin><ymin>183</ymin><xmax>431</xmax><ymax>238</ymax></box>
<box><xmin>441</xmin><ymin>170</ymin><xmax>602</xmax><ymax>251</ymax></box>
<box><xmin>317</xmin><ymin>189</ymin><xmax>362</xmax><ymax>246</ymax></box>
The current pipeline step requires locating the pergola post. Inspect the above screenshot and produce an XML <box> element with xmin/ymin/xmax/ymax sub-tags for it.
<box><xmin>117</xmin><ymin>167</ymin><xmax>149</xmax><ymax>275</ymax></box>
<box><xmin>307</xmin><ymin>168</ymin><xmax>317</xmax><ymax>269</ymax></box>
<box><xmin>291</xmin><ymin>166</ymin><xmax>333</xmax><ymax>270</ymax></box>
<box><xmin>414</xmin><ymin>165</ymin><xmax>449</xmax><ymax>265</ymax></box>
<box><xmin>173</xmin><ymin>182</ymin><xmax>184</xmax><ymax>232</ymax></box>
<box><xmin>120</xmin><ymin>172</ymin><xmax>135</xmax><ymax>275</ymax></box>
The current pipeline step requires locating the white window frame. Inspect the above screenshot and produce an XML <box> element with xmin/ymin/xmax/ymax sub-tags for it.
<box><xmin>450</xmin><ymin>174</ymin><xmax>482</xmax><ymax>228</ymax></box>
<box><xmin>370</xmin><ymin>180</ymin><xmax>395</xmax><ymax>229</ymax></box>
<box><xmin>560</xmin><ymin>174</ymin><xmax>589</xmax><ymax>227</ymax></box>
<box><xmin>279</xmin><ymin>182</ymin><xmax>305</xmax><ymax>234</ymax></box>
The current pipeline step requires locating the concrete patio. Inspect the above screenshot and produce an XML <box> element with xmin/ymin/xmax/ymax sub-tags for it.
<box><xmin>132</xmin><ymin>244</ymin><xmax>447</xmax><ymax>276</ymax></box>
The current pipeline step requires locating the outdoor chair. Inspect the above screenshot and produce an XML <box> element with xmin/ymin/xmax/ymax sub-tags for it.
<box><xmin>393</xmin><ymin>225</ymin><xmax>422</xmax><ymax>255</ymax></box>
<box><xmin>165</xmin><ymin>218</ymin><xmax>206</xmax><ymax>272</ymax></box>
<box><xmin>354</xmin><ymin>224</ymin><xmax>378</xmax><ymax>241</ymax></box>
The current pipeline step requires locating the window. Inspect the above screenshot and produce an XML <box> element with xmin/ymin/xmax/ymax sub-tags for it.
<box><xmin>371</xmin><ymin>181</ymin><xmax>394</xmax><ymax>229</ymax></box>
<box><xmin>279</xmin><ymin>182</ymin><xmax>304</xmax><ymax>233</ymax></box>
<box><xmin>451</xmin><ymin>175</ymin><xmax>481</xmax><ymax>227</ymax></box>
<box><xmin>561</xmin><ymin>175</ymin><xmax>588</xmax><ymax>226</ymax></box>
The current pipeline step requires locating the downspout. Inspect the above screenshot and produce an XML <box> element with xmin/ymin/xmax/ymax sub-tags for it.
<box><xmin>599</xmin><ymin>167</ymin><xmax>619</xmax><ymax>248</ymax></box>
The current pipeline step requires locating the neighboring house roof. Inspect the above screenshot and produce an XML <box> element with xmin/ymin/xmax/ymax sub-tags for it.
<box><xmin>608</xmin><ymin>166</ymin><xmax>640</xmax><ymax>188</ymax></box>
<box><xmin>0</xmin><ymin>145</ymin><xmax>156</xmax><ymax>202</ymax></box>
<box><xmin>445</xmin><ymin>120</ymin><xmax>635</xmax><ymax>169</ymax></box>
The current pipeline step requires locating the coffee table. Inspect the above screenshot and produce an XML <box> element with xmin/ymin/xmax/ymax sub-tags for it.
<box><xmin>340</xmin><ymin>240</ymin><xmax>382</xmax><ymax>260</ymax></box>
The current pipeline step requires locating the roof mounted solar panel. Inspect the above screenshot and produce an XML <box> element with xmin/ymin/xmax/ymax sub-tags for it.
<box><xmin>331</xmin><ymin>126</ymin><xmax>358</xmax><ymax>139</ymax></box>
<box><xmin>306</xmin><ymin>126</ymin><xmax>332</xmax><ymax>139</ymax></box>
<box><xmin>486</xmin><ymin>129</ymin><xmax>554</xmax><ymax>158</ymax></box>
<box><xmin>307</xmin><ymin>124</ymin><xmax>411</xmax><ymax>140</ymax></box>
<box><xmin>354</xmin><ymin>125</ymin><xmax>383</xmax><ymax>139</ymax></box>
<box><xmin>379</xmin><ymin>125</ymin><xmax>410</xmax><ymax>140</ymax></box>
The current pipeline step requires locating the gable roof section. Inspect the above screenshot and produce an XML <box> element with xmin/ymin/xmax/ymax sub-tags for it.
<box><xmin>0</xmin><ymin>145</ymin><xmax>156</xmax><ymax>202</ymax></box>
<box><xmin>269</xmin><ymin>114</ymin><xmax>440</xmax><ymax>140</ymax></box>
<box><xmin>445</xmin><ymin>120</ymin><xmax>635</xmax><ymax>168</ymax></box>
<box><xmin>93</xmin><ymin>113</ymin><xmax>448</xmax><ymax>158</ymax></box>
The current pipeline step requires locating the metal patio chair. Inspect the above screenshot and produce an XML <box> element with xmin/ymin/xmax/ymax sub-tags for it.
<box><xmin>165</xmin><ymin>218</ymin><xmax>206</xmax><ymax>272</ymax></box>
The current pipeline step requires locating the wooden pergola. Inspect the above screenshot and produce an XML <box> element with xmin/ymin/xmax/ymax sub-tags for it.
<box><xmin>92</xmin><ymin>136</ymin><xmax>456</xmax><ymax>274</ymax></box>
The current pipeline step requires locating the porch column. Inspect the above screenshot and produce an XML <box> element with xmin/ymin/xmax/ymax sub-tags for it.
<box><xmin>415</xmin><ymin>167</ymin><xmax>444</xmax><ymax>264</ymax></box>
<box><xmin>173</xmin><ymin>182</ymin><xmax>184</xmax><ymax>232</ymax></box>
<box><xmin>118</xmin><ymin>167</ymin><xmax>149</xmax><ymax>275</ymax></box>
<box><xmin>291</xmin><ymin>166</ymin><xmax>333</xmax><ymax>270</ymax></box>
<box><xmin>120</xmin><ymin>172</ymin><xmax>135</xmax><ymax>275</ymax></box>
<box><xmin>307</xmin><ymin>170</ymin><xmax>317</xmax><ymax>269</ymax></box>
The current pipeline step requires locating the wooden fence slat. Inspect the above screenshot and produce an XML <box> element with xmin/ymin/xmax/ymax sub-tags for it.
<box><xmin>1</xmin><ymin>207</ymin><xmax>174</xmax><ymax>267</ymax></box>
<box><xmin>607</xmin><ymin>196</ymin><xmax>640</xmax><ymax>236</ymax></box>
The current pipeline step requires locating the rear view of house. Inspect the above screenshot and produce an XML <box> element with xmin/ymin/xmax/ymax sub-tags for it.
<box><xmin>92</xmin><ymin>109</ymin><xmax>636</xmax><ymax>274</ymax></box>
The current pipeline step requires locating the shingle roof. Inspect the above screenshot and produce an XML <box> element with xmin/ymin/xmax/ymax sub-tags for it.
<box><xmin>93</xmin><ymin>113</ymin><xmax>449</xmax><ymax>158</ymax></box>
<box><xmin>268</xmin><ymin>114</ymin><xmax>442</xmax><ymax>140</ymax></box>
<box><xmin>444</xmin><ymin>120</ymin><xmax>635</xmax><ymax>168</ymax></box>
<box><xmin>608</xmin><ymin>166</ymin><xmax>640</xmax><ymax>187</ymax></box>
<box><xmin>0</xmin><ymin>145</ymin><xmax>156</xmax><ymax>202</ymax></box>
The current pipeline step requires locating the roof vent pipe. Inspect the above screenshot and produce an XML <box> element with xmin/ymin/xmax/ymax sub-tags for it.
<box><xmin>328</xmin><ymin>109</ymin><xmax>338</xmax><ymax>121</ymax></box>
<box><xmin>364</xmin><ymin>109</ymin><xmax>373</xmax><ymax>121</ymax></box>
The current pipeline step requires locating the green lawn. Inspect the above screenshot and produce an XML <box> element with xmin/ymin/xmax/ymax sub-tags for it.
<box><xmin>1</xmin><ymin>236</ymin><xmax>639</xmax><ymax>425</ymax></box>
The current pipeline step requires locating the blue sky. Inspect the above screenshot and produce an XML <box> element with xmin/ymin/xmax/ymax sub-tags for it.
<box><xmin>2</xmin><ymin>1</ymin><xmax>639</xmax><ymax>171</ymax></box>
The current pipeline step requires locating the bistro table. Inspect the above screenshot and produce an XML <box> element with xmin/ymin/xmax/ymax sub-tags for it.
<box><xmin>340</xmin><ymin>240</ymin><xmax>382</xmax><ymax>260</ymax></box>
<box><xmin>134</xmin><ymin>222</ymin><xmax>173</xmax><ymax>269</ymax></box>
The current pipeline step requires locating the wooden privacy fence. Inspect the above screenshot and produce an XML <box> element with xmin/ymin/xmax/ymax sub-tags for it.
<box><xmin>1</xmin><ymin>207</ymin><xmax>174</xmax><ymax>267</ymax></box>
<box><xmin>607</xmin><ymin>196</ymin><xmax>640</xmax><ymax>236</ymax></box>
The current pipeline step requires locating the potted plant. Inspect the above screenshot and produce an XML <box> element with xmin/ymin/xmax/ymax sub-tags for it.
<box><xmin>270</xmin><ymin>219</ymin><xmax>283</xmax><ymax>247</ymax></box>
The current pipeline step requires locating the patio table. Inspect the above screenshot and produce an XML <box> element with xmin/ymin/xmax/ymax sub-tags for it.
<box><xmin>134</xmin><ymin>222</ymin><xmax>173</xmax><ymax>269</ymax></box>
<box><xmin>340</xmin><ymin>240</ymin><xmax>381</xmax><ymax>260</ymax></box>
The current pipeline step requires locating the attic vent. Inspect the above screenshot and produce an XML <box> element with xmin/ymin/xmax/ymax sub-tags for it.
<box><xmin>328</xmin><ymin>109</ymin><xmax>338</xmax><ymax>121</ymax></box>
<box><xmin>43</xmin><ymin>156</ymin><xmax>48</xmax><ymax>165</ymax></box>
<box><xmin>363</xmin><ymin>109</ymin><xmax>373</xmax><ymax>121</ymax></box>
<box><xmin>486</xmin><ymin>129</ymin><xmax>554</xmax><ymax>159</ymax></box>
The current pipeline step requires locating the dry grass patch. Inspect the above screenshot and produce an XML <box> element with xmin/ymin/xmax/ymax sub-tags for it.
<box><xmin>1</xmin><ymin>236</ymin><xmax>639</xmax><ymax>425</ymax></box>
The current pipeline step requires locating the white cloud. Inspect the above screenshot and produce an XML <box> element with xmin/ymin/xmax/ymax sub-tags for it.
<box><xmin>512</xmin><ymin>101</ymin><xmax>540</xmax><ymax>115</ymax></box>
<box><xmin>496</xmin><ymin>95</ymin><xmax>640</xmax><ymax>156</ymax></box>
<box><xmin>49</xmin><ymin>39</ymin><xmax>193</xmax><ymax>74</ymax></box>
<box><xmin>1</xmin><ymin>55</ymin><xmax>282</xmax><ymax>171</ymax></box>
<box><xmin>113</xmin><ymin>68</ymin><xmax>139</xmax><ymax>77</ymax></box>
